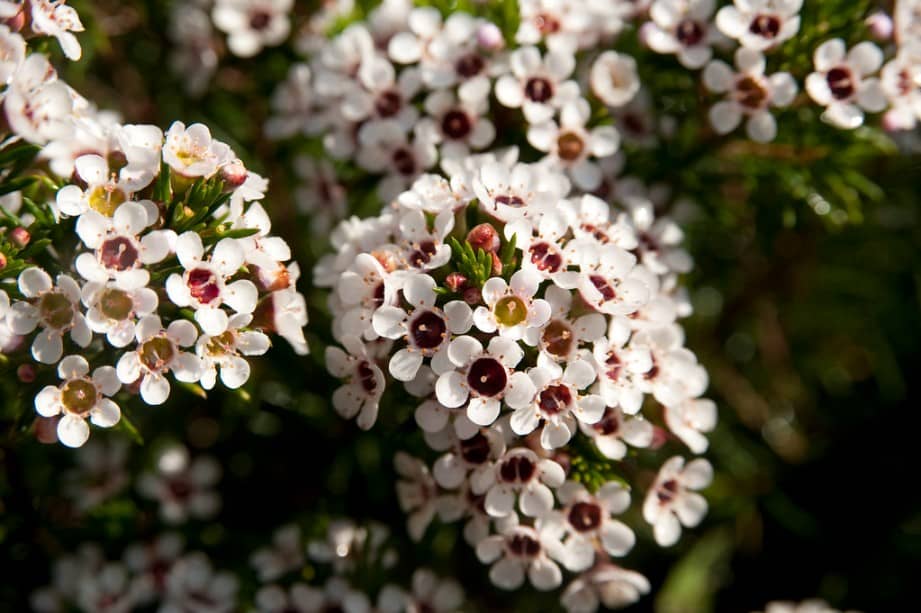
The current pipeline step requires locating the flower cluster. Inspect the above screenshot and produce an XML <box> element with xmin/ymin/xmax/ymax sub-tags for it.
<box><xmin>1</xmin><ymin>7</ymin><xmax>308</xmax><ymax>449</ymax></box>
<box><xmin>320</xmin><ymin>143</ymin><xmax>715</xmax><ymax>609</ymax></box>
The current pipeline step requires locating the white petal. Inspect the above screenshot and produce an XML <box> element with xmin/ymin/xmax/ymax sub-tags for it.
<box><xmin>57</xmin><ymin>414</ymin><xmax>90</xmax><ymax>448</ymax></box>
<box><xmin>90</xmin><ymin>398</ymin><xmax>121</xmax><ymax>428</ymax></box>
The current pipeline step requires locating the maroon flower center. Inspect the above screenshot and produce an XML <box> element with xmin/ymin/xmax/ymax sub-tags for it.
<box><xmin>507</xmin><ymin>532</ymin><xmax>541</xmax><ymax>558</ymax></box>
<box><xmin>455</xmin><ymin>53</ymin><xmax>485</xmax><ymax>78</ymax></box>
<box><xmin>249</xmin><ymin>10</ymin><xmax>272</xmax><ymax>30</ymax></box>
<box><xmin>408</xmin><ymin>240</ymin><xmax>438</xmax><ymax>268</ymax></box>
<box><xmin>827</xmin><ymin>66</ymin><xmax>855</xmax><ymax>100</ymax></box>
<box><xmin>375</xmin><ymin>90</ymin><xmax>402</xmax><ymax>118</ymax></box>
<box><xmin>356</xmin><ymin>360</ymin><xmax>378</xmax><ymax>394</ymax></box>
<box><xmin>676</xmin><ymin>20</ymin><xmax>704</xmax><ymax>46</ymax></box>
<box><xmin>657</xmin><ymin>478</ymin><xmax>679</xmax><ymax>504</ymax></box>
<box><xmin>409</xmin><ymin>310</ymin><xmax>447</xmax><ymax>350</ymax></box>
<box><xmin>735</xmin><ymin>76</ymin><xmax>768</xmax><ymax>109</ymax></box>
<box><xmin>498</xmin><ymin>455</ymin><xmax>536</xmax><ymax>483</ymax></box>
<box><xmin>581</xmin><ymin>223</ymin><xmax>610</xmax><ymax>244</ymax></box>
<box><xmin>392</xmin><ymin>148</ymin><xmax>417</xmax><ymax>175</ymax></box>
<box><xmin>460</xmin><ymin>432</ymin><xmax>491</xmax><ymax>465</ymax></box>
<box><xmin>529</xmin><ymin>242</ymin><xmax>563</xmax><ymax>273</ymax></box>
<box><xmin>99</xmin><ymin>236</ymin><xmax>140</xmax><ymax>271</ymax></box>
<box><xmin>495</xmin><ymin>194</ymin><xmax>526</xmax><ymax>207</ymax></box>
<box><xmin>467</xmin><ymin>357</ymin><xmax>507</xmax><ymax>397</ymax></box>
<box><xmin>592</xmin><ymin>408</ymin><xmax>621</xmax><ymax>436</ymax></box>
<box><xmin>442</xmin><ymin>109</ymin><xmax>472</xmax><ymax>140</ymax></box>
<box><xmin>538</xmin><ymin>384</ymin><xmax>573</xmax><ymax>416</ymax></box>
<box><xmin>535</xmin><ymin>13</ymin><xmax>561</xmax><ymax>34</ymax></box>
<box><xmin>568</xmin><ymin>501</ymin><xmax>603</xmax><ymax>532</ymax></box>
<box><xmin>168</xmin><ymin>478</ymin><xmax>193</xmax><ymax>501</ymax></box>
<box><xmin>187</xmin><ymin>268</ymin><xmax>221</xmax><ymax>305</ymax></box>
<box><xmin>541</xmin><ymin>319</ymin><xmax>573</xmax><ymax>357</ymax></box>
<box><xmin>371</xmin><ymin>281</ymin><xmax>386</xmax><ymax>308</ymax></box>
<box><xmin>603</xmin><ymin>351</ymin><xmax>623</xmax><ymax>382</ymax></box>
<box><xmin>749</xmin><ymin>14</ymin><xmax>781</xmax><ymax>38</ymax></box>
<box><xmin>524</xmin><ymin>77</ymin><xmax>554</xmax><ymax>103</ymax></box>
<box><xmin>590</xmin><ymin>275</ymin><xmax>617</xmax><ymax>301</ymax></box>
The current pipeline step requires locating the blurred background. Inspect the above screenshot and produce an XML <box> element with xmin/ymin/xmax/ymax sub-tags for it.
<box><xmin>2</xmin><ymin>1</ymin><xmax>920</xmax><ymax>611</ymax></box>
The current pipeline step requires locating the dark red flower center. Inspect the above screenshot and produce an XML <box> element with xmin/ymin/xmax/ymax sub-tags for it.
<box><xmin>827</xmin><ymin>66</ymin><xmax>855</xmax><ymax>100</ymax></box>
<box><xmin>99</xmin><ymin>236</ymin><xmax>140</xmax><ymax>271</ymax></box>
<box><xmin>525</xmin><ymin>77</ymin><xmax>554</xmax><ymax>103</ymax></box>
<box><xmin>467</xmin><ymin>357</ymin><xmax>507</xmax><ymax>397</ymax></box>
<box><xmin>568</xmin><ymin>501</ymin><xmax>603</xmax><ymax>532</ymax></box>
<box><xmin>538</xmin><ymin>384</ymin><xmax>573</xmax><ymax>416</ymax></box>
<box><xmin>187</xmin><ymin>268</ymin><xmax>221</xmax><ymax>305</ymax></box>
<box><xmin>676</xmin><ymin>20</ymin><xmax>705</xmax><ymax>46</ymax></box>
<box><xmin>409</xmin><ymin>310</ymin><xmax>447</xmax><ymax>350</ymax></box>
<box><xmin>442</xmin><ymin>109</ymin><xmax>473</xmax><ymax>139</ymax></box>
<box><xmin>749</xmin><ymin>14</ymin><xmax>781</xmax><ymax>38</ymax></box>
<box><xmin>508</xmin><ymin>532</ymin><xmax>541</xmax><ymax>557</ymax></box>
<box><xmin>498</xmin><ymin>455</ymin><xmax>536</xmax><ymax>483</ymax></box>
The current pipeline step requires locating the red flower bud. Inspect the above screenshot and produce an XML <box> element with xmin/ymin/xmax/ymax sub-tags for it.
<box><xmin>463</xmin><ymin>286</ymin><xmax>482</xmax><ymax>305</ymax></box>
<box><xmin>10</xmin><ymin>227</ymin><xmax>30</xmax><ymax>248</ymax></box>
<box><xmin>220</xmin><ymin>159</ymin><xmax>248</xmax><ymax>189</ymax></box>
<box><xmin>445</xmin><ymin>272</ymin><xmax>468</xmax><ymax>293</ymax></box>
<box><xmin>17</xmin><ymin>364</ymin><xmax>36</xmax><ymax>383</ymax></box>
<box><xmin>467</xmin><ymin>223</ymin><xmax>500</xmax><ymax>253</ymax></box>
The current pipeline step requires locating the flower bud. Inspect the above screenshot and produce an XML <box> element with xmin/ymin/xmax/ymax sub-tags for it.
<box><xmin>10</xmin><ymin>227</ymin><xmax>30</xmax><ymax>248</ymax></box>
<box><xmin>220</xmin><ymin>159</ymin><xmax>248</xmax><ymax>189</ymax></box>
<box><xmin>2</xmin><ymin>6</ymin><xmax>26</xmax><ymax>32</ymax></box>
<box><xmin>467</xmin><ymin>223</ymin><xmax>500</xmax><ymax>253</ymax></box>
<box><xmin>17</xmin><ymin>363</ymin><xmax>36</xmax><ymax>383</ymax></box>
<box><xmin>445</xmin><ymin>272</ymin><xmax>468</xmax><ymax>293</ymax></box>
<box><xmin>477</xmin><ymin>22</ymin><xmax>504</xmax><ymax>51</ymax></box>
<box><xmin>34</xmin><ymin>416</ymin><xmax>60</xmax><ymax>444</ymax></box>
<box><xmin>865</xmin><ymin>12</ymin><xmax>893</xmax><ymax>40</ymax></box>
<box><xmin>463</xmin><ymin>286</ymin><xmax>482</xmax><ymax>305</ymax></box>
<box><xmin>0</xmin><ymin>252</ymin><xmax>7</xmax><ymax>270</ymax></box>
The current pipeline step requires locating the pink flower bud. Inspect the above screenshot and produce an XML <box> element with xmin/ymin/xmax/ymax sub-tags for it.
<box><xmin>463</xmin><ymin>286</ymin><xmax>482</xmax><ymax>305</ymax></box>
<box><xmin>17</xmin><ymin>364</ymin><xmax>36</xmax><ymax>383</ymax></box>
<box><xmin>476</xmin><ymin>22</ymin><xmax>504</xmax><ymax>51</ymax></box>
<box><xmin>866</xmin><ymin>12</ymin><xmax>893</xmax><ymax>40</ymax></box>
<box><xmin>467</xmin><ymin>223</ymin><xmax>500</xmax><ymax>253</ymax></box>
<box><xmin>220</xmin><ymin>159</ymin><xmax>248</xmax><ymax>188</ymax></box>
<box><xmin>2</xmin><ymin>6</ymin><xmax>25</xmax><ymax>32</ymax></box>
<box><xmin>445</xmin><ymin>272</ymin><xmax>468</xmax><ymax>293</ymax></box>
<box><xmin>10</xmin><ymin>227</ymin><xmax>30</xmax><ymax>248</ymax></box>
<box><xmin>34</xmin><ymin>416</ymin><xmax>60</xmax><ymax>444</ymax></box>
<box><xmin>0</xmin><ymin>252</ymin><xmax>6</xmax><ymax>270</ymax></box>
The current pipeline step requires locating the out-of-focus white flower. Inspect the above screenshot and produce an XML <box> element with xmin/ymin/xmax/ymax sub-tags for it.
<box><xmin>161</xmin><ymin>552</ymin><xmax>237</xmax><ymax>612</ymax></box>
<box><xmin>703</xmin><ymin>48</ymin><xmax>798</xmax><ymax>142</ymax></box>
<box><xmin>590</xmin><ymin>51</ymin><xmax>640</xmax><ymax>108</ymax></box>
<box><xmin>326</xmin><ymin>335</ymin><xmax>386</xmax><ymax>429</ymax></box>
<box><xmin>138</xmin><ymin>447</ymin><xmax>222</xmax><ymax>524</ymax></box>
<box><xmin>476</xmin><ymin>519</ymin><xmax>564</xmax><ymax>591</ymax></box>
<box><xmin>212</xmin><ymin>0</ymin><xmax>293</xmax><ymax>58</ymax></box>
<box><xmin>806</xmin><ymin>39</ymin><xmax>887</xmax><ymax>129</ymax></box>
<box><xmin>642</xmin><ymin>456</ymin><xmax>712</xmax><ymax>546</ymax></box>
<box><xmin>560</xmin><ymin>563</ymin><xmax>651</xmax><ymax>613</ymax></box>
<box><xmin>716</xmin><ymin>0</ymin><xmax>802</xmax><ymax>51</ymax></box>
<box><xmin>30</xmin><ymin>0</ymin><xmax>85</xmax><ymax>60</ymax></box>
<box><xmin>642</xmin><ymin>0</ymin><xmax>718</xmax><ymax>69</ymax></box>
<box><xmin>250</xmin><ymin>524</ymin><xmax>304</xmax><ymax>582</ymax></box>
<box><xmin>495</xmin><ymin>46</ymin><xmax>579</xmax><ymax>123</ymax></box>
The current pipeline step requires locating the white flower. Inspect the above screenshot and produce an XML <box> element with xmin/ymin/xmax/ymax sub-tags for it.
<box><xmin>355</xmin><ymin>120</ymin><xmax>438</xmax><ymax>201</ymax></box>
<box><xmin>340</xmin><ymin>53</ymin><xmax>420</xmax><ymax>130</ymax></box>
<box><xmin>336</xmin><ymin>252</ymin><xmax>400</xmax><ymax>340</ymax></box>
<box><xmin>632</xmin><ymin>324</ymin><xmax>708</xmax><ymax>406</ymax></box>
<box><xmin>435</xmin><ymin>334</ymin><xmax>532</xmax><ymax>426</ymax></box>
<box><xmin>74</xmin><ymin>201</ymin><xmax>173</xmax><ymax>288</ymax></box>
<box><xmin>571</xmin><ymin>243</ymin><xmax>648</xmax><ymax>316</ymax></box>
<box><xmin>664</xmin><ymin>397</ymin><xmax>717</xmax><ymax>453</ymax></box>
<box><xmin>166</xmin><ymin>233</ymin><xmax>258</xmax><ymax>336</ymax></box>
<box><xmin>476</xmin><ymin>520</ymin><xmax>563</xmax><ymax>591</ymax></box>
<box><xmin>372</xmin><ymin>273</ymin><xmax>472</xmax><ymax>381</ymax></box>
<box><xmin>474</xmin><ymin>269</ymin><xmax>552</xmax><ymax>340</ymax></box>
<box><xmin>642</xmin><ymin>456</ymin><xmax>712</xmax><ymax>546</ymax></box>
<box><xmin>162</xmin><ymin>121</ymin><xmax>232</xmax><ymax>178</ymax></box>
<box><xmin>589</xmin><ymin>51</ymin><xmax>641</xmax><ymax>108</ymax></box>
<box><xmin>591</xmin><ymin>320</ymin><xmax>652</xmax><ymax>414</ymax></box>
<box><xmin>896</xmin><ymin>0</ymin><xmax>921</xmax><ymax>45</ymax></box>
<box><xmin>56</xmin><ymin>155</ymin><xmax>155</xmax><ymax>218</ymax></box>
<box><xmin>161</xmin><ymin>553</ymin><xmax>237</xmax><ymax>611</ymax></box>
<box><xmin>292</xmin><ymin>155</ymin><xmax>347</xmax><ymax>233</ymax></box>
<box><xmin>509</xmin><ymin>353</ymin><xmax>605</xmax><ymax>450</ymax></box>
<box><xmin>422</xmin><ymin>88</ymin><xmax>495</xmax><ymax>162</ymax></box>
<box><xmin>397</xmin><ymin>208</ymin><xmax>454</xmax><ymax>271</ymax></box>
<box><xmin>473</xmin><ymin>447</ymin><xmax>565</xmax><ymax>518</ymax></box>
<box><xmin>806</xmin><ymin>39</ymin><xmax>887</xmax><ymax>129</ymax></box>
<box><xmin>579</xmin><ymin>404</ymin><xmax>654</xmax><ymax>460</ymax></box>
<box><xmin>7</xmin><ymin>268</ymin><xmax>91</xmax><ymax>364</ymax></box>
<box><xmin>542</xmin><ymin>481</ymin><xmax>635</xmax><ymax>572</ymax></box>
<box><xmin>431</xmin><ymin>427</ymin><xmax>505</xmax><ymax>490</ymax></box>
<box><xmin>642</xmin><ymin>0</ymin><xmax>718</xmax><ymax>69</ymax></box>
<box><xmin>82</xmin><ymin>281</ymin><xmax>158</xmax><ymax>348</ymax></box>
<box><xmin>212</xmin><ymin>0</ymin><xmax>293</xmax><ymax>58</ymax></box>
<box><xmin>623</xmin><ymin>197</ymin><xmax>693</xmax><ymax>275</ymax></box>
<box><xmin>138</xmin><ymin>447</ymin><xmax>222</xmax><ymax>523</ymax></box>
<box><xmin>436</xmin><ymin>480</ymin><xmax>491</xmax><ymax>546</ymax></box>
<box><xmin>2</xmin><ymin>53</ymin><xmax>73</xmax><ymax>144</ymax></box>
<box><xmin>523</xmin><ymin>284</ymin><xmax>606</xmax><ymax>362</ymax></box>
<box><xmin>560</xmin><ymin>563</ymin><xmax>650</xmax><ymax>613</ymax></box>
<box><xmin>326</xmin><ymin>335</ymin><xmax>386</xmax><ymax>429</ymax></box>
<box><xmin>265</xmin><ymin>63</ymin><xmax>317</xmax><ymax>139</ymax></box>
<box><xmin>394</xmin><ymin>452</ymin><xmax>439</xmax><ymax>542</ymax></box>
<box><xmin>880</xmin><ymin>49</ymin><xmax>921</xmax><ymax>131</ymax></box>
<box><xmin>75</xmin><ymin>562</ymin><xmax>137</xmax><ymax>613</ymax></box>
<box><xmin>282</xmin><ymin>578</ymin><xmax>370</xmax><ymax>613</ymax></box>
<box><xmin>196</xmin><ymin>313</ymin><xmax>270</xmax><ymax>390</ymax></box>
<box><xmin>254</xmin><ymin>584</ymin><xmax>316</xmax><ymax>613</ymax></box>
<box><xmin>516</xmin><ymin>0</ymin><xmax>598</xmax><ymax>54</ymax></box>
<box><xmin>527</xmin><ymin>98</ymin><xmax>620</xmax><ymax>190</ymax></box>
<box><xmin>124</xmin><ymin>533</ymin><xmax>185</xmax><ymax>603</ymax></box>
<box><xmin>0</xmin><ymin>24</ymin><xmax>26</xmax><ymax>84</ymax></box>
<box><xmin>473</xmin><ymin>160</ymin><xmax>565</xmax><ymax>223</ymax></box>
<box><xmin>715</xmin><ymin>0</ymin><xmax>802</xmax><ymax>51</ymax></box>
<box><xmin>250</xmin><ymin>524</ymin><xmax>304</xmax><ymax>582</ymax></box>
<box><xmin>116</xmin><ymin>315</ymin><xmax>202</xmax><ymax>405</ymax></box>
<box><xmin>380</xmin><ymin>568</ymin><xmax>463</xmax><ymax>613</ymax></box>
<box><xmin>415</xmin><ymin>12</ymin><xmax>496</xmax><ymax>101</ymax></box>
<box><xmin>34</xmin><ymin>355</ymin><xmax>121</xmax><ymax>448</ymax></box>
<box><xmin>30</xmin><ymin>0</ymin><xmax>86</xmax><ymax>61</ymax></box>
<box><xmin>703</xmin><ymin>48</ymin><xmax>798</xmax><ymax>142</ymax></box>
<box><xmin>507</xmin><ymin>212</ymin><xmax>577</xmax><ymax>287</ymax></box>
<box><xmin>257</xmin><ymin>281</ymin><xmax>309</xmax><ymax>355</ymax></box>
<box><xmin>495</xmin><ymin>46</ymin><xmax>580</xmax><ymax>123</ymax></box>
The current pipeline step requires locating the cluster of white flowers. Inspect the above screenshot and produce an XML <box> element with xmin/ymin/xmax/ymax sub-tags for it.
<box><xmin>754</xmin><ymin>600</ymin><xmax>863</xmax><ymax>613</ymax></box>
<box><xmin>1</xmin><ymin>8</ymin><xmax>308</xmax><ymax>449</ymax></box>
<box><xmin>319</xmin><ymin>144</ymin><xmax>715</xmax><ymax>608</ymax></box>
